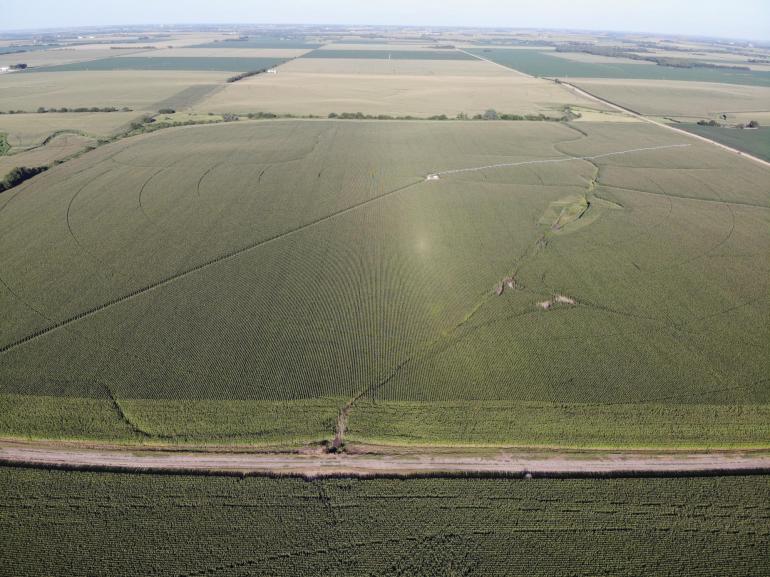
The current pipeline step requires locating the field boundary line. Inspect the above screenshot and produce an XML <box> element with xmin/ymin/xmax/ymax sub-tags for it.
<box><xmin>559</xmin><ymin>81</ymin><xmax>770</xmax><ymax>170</ymax></box>
<box><xmin>457</xmin><ymin>48</ymin><xmax>533</xmax><ymax>78</ymax></box>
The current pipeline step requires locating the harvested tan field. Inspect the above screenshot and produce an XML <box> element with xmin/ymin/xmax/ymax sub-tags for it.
<box><xmin>317</xmin><ymin>43</ymin><xmax>447</xmax><ymax>51</ymax></box>
<box><xmin>69</xmin><ymin>34</ymin><xmax>229</xmax><ymax>50</ymax></box>
<box><xmin>0</xmin><ymin>70</ymin><xmax>228</xmax><ymax>112</ymax></box>
<box><xmin>0</xmin><ymin>112</ymin><xmax>138</xmax><ymax>149</ymax></box>
<box><xmin>573</xmin><ymin>78</ymin><xmax>770</xmax><ymax>120</ymax></box>
<box><xmin>456</xmin><ymin>44</ymin><xmax>557</xmax><ymax>50</ymax></box>
<box><xmin>283</xmin><ymin>58</ymin><xmax>515</xmax><ymax>76</ymax></box>
<box><xmin>549</xmin><ymin>51</ymin><xmax>656</xmax><ymax>65</ymax></box>
<box><xmin>197</xmin><ymin>57</ymin><xmax>601</xmax><ymax>117</ymax></box>
<box><xmin>0</xmin><ymin>133</ymin><xmax>95</xmax><ymax>176</ymax></box>
<box><xmin>129</xmin><ymin>47</ymin><xmax>312</xmax><ymax>58</ymax></box>
<box><xmin>0</xmin><ymin>48</ymin><xmax>137</xmax><ymax>68</ymax></box>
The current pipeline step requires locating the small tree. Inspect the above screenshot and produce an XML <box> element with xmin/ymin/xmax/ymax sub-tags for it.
<box><xmin>482</xmin><ymin>109</ymin><xmax>499</xmax><ymax>120</ymax></box>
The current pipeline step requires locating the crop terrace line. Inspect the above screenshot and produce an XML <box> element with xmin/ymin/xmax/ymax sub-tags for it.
<box><xmin>427</xmin><ymin>144</ymin><xmax>691</xmax><ymax>178</ymax></box>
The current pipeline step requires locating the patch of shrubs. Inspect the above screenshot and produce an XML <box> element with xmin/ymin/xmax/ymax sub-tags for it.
<box><xmin>0</xmin><ymin>166</ymin><xmax>48</xmax><ymax>193</ymax></box>
<box><xmin>326</xmin><ymin>110</ymin><xmax>566</xmax><ymax>122</ymax></box>
<box><xmin>129</xmin><ymin>115</ymin><xmax>157</xmax><ymax>131</ymax></box>
<box><xmin>226</xmin><ymin>63</ymin><xmax>287</xmax><ymax>83</ymax></box>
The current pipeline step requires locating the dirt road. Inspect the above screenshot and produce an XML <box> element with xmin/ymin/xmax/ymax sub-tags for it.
<box><xmin>2</xmin><ymin>440</ymin><xmax>769</xmax><ymax>477</ymax></box>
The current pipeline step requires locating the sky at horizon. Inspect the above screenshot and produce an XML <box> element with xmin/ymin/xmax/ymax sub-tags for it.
<box><xmin>2</xmin><ymin>0</ymin><xmax>769</xmax><ymax>42</ymax></box>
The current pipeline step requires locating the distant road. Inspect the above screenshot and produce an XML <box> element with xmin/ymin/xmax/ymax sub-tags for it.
<box><xmin>2</xmin><ymin>440</ymin><xmax>769</xmax><ymax>478</ymax></box>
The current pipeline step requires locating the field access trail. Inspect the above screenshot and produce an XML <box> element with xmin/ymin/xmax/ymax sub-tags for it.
<box><xmin>2</xmin><ymin>440</ymin><xmax>769</xmax><ymax>477</ymax></box>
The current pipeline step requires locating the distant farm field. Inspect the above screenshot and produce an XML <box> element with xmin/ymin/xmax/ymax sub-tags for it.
<box><xmin>302</xmin><ymin>49</ymin><xmax>477</xmax><ymax>60</ymax></box>
<box><xmin>0</xmin><ymin>112</ymin><xmax>137</xmax><ymax>149</ymax></box>
<box><xmin>196</xmin><ymin>57</ymin><xmax>595</xmax><ymax>117</ymax></box>
<box><xmin>319</xmin><ymin>43</ymin><xmax>449</xmax><ymax>51</ymax></box>
<box><xmin>0</xmin><ymin>48</ymin><xmax>130</xmax><ymax>68</ymax></box>
<box><xmin>192</xmin><ymin>38</ymin><xmax>321</xmax><ymax>49</ymax></box>
<box><xmin>571</xmin><ymin>78</ymin><xmax>770</xmax><ymax>120</ymax></box>
<box><xmin>2</xmin><ymin>468</ymin><xmax>769</xmax><ymax>577</ymax></box>
<box><xmin>0</xmin><ymin>133</ymin><xmax>95</xmax><ymax>178</ymax></box>
<box><xmin>28</xmin><ymin>56</ymin><xmax>286</xmax><ymax>72</ymax></box>
<box><xmin>0</xmin><ymin>71</ymin><xmax>226</xmax><ymax>112</ymax></box>
<box><xmin>470</xmin><ymin>48</ymin><xmax>770</xmax><ymax>86</ymax></box>
<box><xmin>137</xmin><ymin>47</ymin><xmax>311</xmax><ymax>58</ymax></box>
<box><xmin>676</xmin><ymin>125</ymin><xmax>770</xmax><ymax>161</ymax></box>
<box><xmin>0</xmin><ymin>120</ymin><xmax>767</xmax><ymax>447</ymax></box>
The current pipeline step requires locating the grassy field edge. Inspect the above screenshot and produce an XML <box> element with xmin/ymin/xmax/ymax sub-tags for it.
<box><xmin>2</xmin><ymin>394</ymin><xmax>769</xmax><ymax>450</ymax></box>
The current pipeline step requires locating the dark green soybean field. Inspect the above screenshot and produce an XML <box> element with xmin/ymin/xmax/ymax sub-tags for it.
<box><xmin>28</xmin><ymin>56</ymin><xmax>286</xmax><ymax>72</ymax></box>
<box><xmin>469</xmin><ymin>48</ymin><xmax>770</xmax><ymax>86</ymax></box>
<box><xmin>677</xmin><ymin>125</ymin><xmax>770</xmax><ymax>161</ymax></box>
<box><xmin>1</xmin><ymin>467</ymin><xmax>768</xmax><ymax>577</ymax></box>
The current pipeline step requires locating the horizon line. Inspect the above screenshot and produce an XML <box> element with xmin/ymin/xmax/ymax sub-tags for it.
<box><xmin>0</xmin><ymin>22</ymin><xmax>767</xmax><ymax>44</ymax></box>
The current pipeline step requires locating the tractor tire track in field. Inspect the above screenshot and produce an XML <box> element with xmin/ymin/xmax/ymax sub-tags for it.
<box><xmin>0</xmin><ymin>178</ymin><xmax>425</xmax><ymax>355</ymax></box>
<box><xmin>102</xmin><ymin>383</ymin><xmax>153</xmax><ymax>439</ymax></box>
<box><xmin>66</xmin><ymin>168</ymin><xmax>152</xmax><ymax>289</ymax></box>
<box><xmin>194</xmin><ymin>162</ymin><xmax>222</xmax><ymax>197</ymax></box>
<box><xmin>137</xmin><ymin>167</ymin><xmax>167</xmax><ymax>225</ymax></box>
